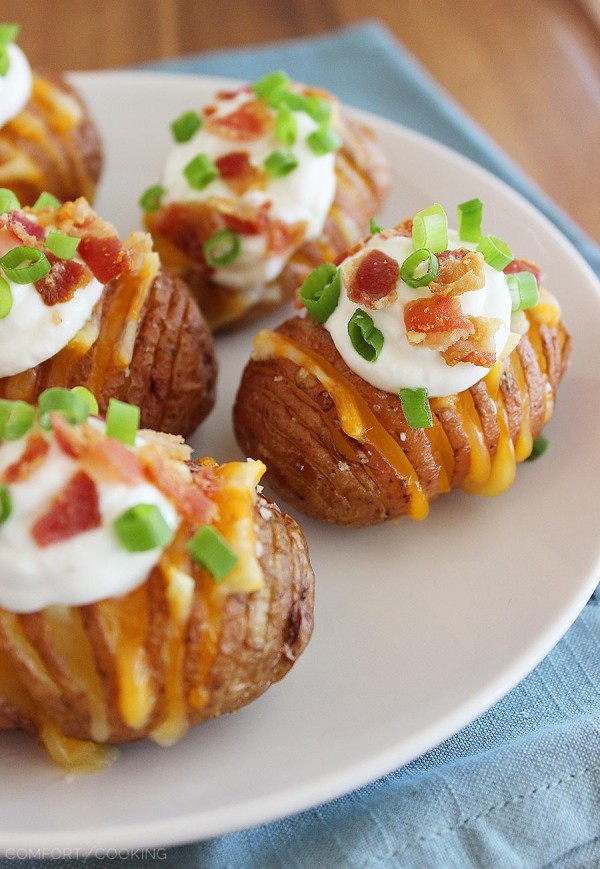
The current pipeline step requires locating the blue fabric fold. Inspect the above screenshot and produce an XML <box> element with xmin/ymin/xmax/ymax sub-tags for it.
<box><xmin>3</xmin><ymin>20</ymin><xmax>599</xmax><ymax>869</ymax></box>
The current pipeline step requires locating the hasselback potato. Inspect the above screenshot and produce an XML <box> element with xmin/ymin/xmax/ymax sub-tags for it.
<box><xmin>234</xmin><ymin>207</ymin><xmax>571</xmax><ymax>525</ymax></box>
<box><xmin>142</xmin><ymin>71</ymin><xmax>390</xmax><ymax>331</ymax></box>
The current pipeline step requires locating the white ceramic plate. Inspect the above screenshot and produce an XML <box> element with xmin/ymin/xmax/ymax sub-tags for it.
<box><xmin>1</xmin><ymin>71</ymin><xmax>599</xmax><ymax>853</ymax></box>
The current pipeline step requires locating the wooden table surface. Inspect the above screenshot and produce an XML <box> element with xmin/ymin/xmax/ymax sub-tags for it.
<box><xmin>6</xmin><ymin>0</ymin><xmax>600</xmax><ymax>243</ymax></box>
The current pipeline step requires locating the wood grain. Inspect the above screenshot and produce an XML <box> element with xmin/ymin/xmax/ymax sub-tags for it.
<box><xmin>5</xmin><ymin>0</ymin><xmax>600</xmax><ymax>242</ymax></box>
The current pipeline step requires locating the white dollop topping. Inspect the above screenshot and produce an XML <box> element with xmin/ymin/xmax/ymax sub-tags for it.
<box><xmin>0</xmin><ymin>431</ymin><xmax>181</xmax><ymax>613</ymax></box>
<box><xmin>160</xmin><ymin>90</ymin><xmax>337</xmax><ymax>291</ymax></box>
<box><xmin>324</xmin><ymin>230</ymin><xmax>513</xmax><ymax>398</ymax></box>
<box><xmin>0</xmin><ymin>44</ymin><xmax>33</xmax><ymax>128</ymax></box>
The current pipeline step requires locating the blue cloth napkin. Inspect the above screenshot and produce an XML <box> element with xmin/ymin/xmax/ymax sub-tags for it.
<box><xmin>4</xmin><ymin>21</ymin><xmax>600</xmax><ymax>869</ymax></box>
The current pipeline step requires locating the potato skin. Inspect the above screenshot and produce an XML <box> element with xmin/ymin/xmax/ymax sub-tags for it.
<box><xmin>233</xmin><ymin>314</ymin><xmax>571</xmax><ymax>526</ymax></box>
<box><xmin>0</xmin><ymin>269</ymin><xmax>217</xmax><ymax>438</ymax></box>
<box><xmin>146</xmin><ymin>113</ymin><xmax>390</xmax><ymax>333</ymax></box>
<box><xmin>0</xmin><ymin>71</ymin><xmax>103</xmax><ymax>206</ymax></box>
<box><xmin>0</xmin><ymin>496</ymin><xmax>315</xmax><ymax>745</ymax></box>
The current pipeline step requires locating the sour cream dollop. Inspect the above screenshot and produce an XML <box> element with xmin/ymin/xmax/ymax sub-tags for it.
<box><xmin>0</xmin><ymin>430</ymin><xmax>181</xmax><ymax>613</ymax></box>
<box><xmin>324</xmin><ymin>230</ymin><xmax>514</xmax><ymax>398</ymax></box>
<box><xmin>160</xmin><ymin>89</ymin><xmax>337</xmax><ymax>291</ymax></box>
<box><xmin>0</xmin><ymin>43</ymin><xmax>33</xmax><ymax>128</ymax></box>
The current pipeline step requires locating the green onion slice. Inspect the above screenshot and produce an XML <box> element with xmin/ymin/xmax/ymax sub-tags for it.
<box><xmin>277</xmin><ymin>91</ymin><xmax>331</xmax><ymax>123</ymax></box>
<box><xmin>412</xmin><ymin>203</ymin><xmax>448</xmax><ymax>254</ymax></box>
<box><xmin>0</xmin><ymin>484</ymin><xmax>11</xmax><ymax>524</ymax></box>
<box><xmin>370</xmin><ymin>218</ymin><xmax>383</xmax><ymax>234</ymax></box>
<box><xmin>0</xmin><ymin>246</ymin><xmax>51</xmax><ymax>284</ymax></box>
<box><xmin>183</xmin><ymin>154</ymin><xmax>219</xmax><ymax>190</ymax></box>
<box><xmin>32</xmin><ymin>191</ymin><xmax>61</xmax><ymax>212</ymax></box>
<box><xmin>0</xmin><ymin>188</ymin><xmax>20</xmax><ymax>214</ymax></box>
<box><xmin>507</xmin><ymin>271</ymin><xmax>539</xmax><ymax>311</ymax></box>
<box><xmin>0</xmin><ymin>50</ymin><xmax>8</xmax><ymax>77</ymax></box>
<box><xmin>275</xmin><ymin>103</ymin><xmax>297</xmax><ymax>147</ymax></box>
<box><xmin>477</xmin><ymin>234</ymin><xmax>514</xmax><ymax>270</ymax></box>
<box><xmin>114</xmin><ymin>504</ymin><xmax>174</xmax><ymax>553</ymax></box>
<box><xmin>400</xmin><ymin>248</ymin><xmax>439</xmax><ymax>288</ymax></box>
<box><xmin>299</xmin><ymin>263</ymin><xmax>341</xmax><ymax>324</ymax></box>
<box><xmin>0</xmin><ymin>399</ymin><xmax>35</xmax><ymax>440</ymax></box>
<box><xmin>307</xmin><ymin>127</ymin><xmax>341</xmax><ymax>156</ymax></box>
<box><xmin>171</xmin><ymin>110</ymin><xmax>202</xmax><ymax>143</ymax></box>
<box><xmin>139</xmin><ymin>184</ymin><xmax>166</xmax><ymax>213</ymax></box>
<box><xmin>203</xmin><ymin>229</ymin><xmax>241</xmax><ymax>268</ymax></box>
<box><xmin>457</xmin><ymin>198</ymin><xmax>483</xmax><ymax>242</ymax></box>
<box><xmin>106</xmin><ymin>398</ymin><xmax>139</xmax><ymax>446</ymax></box>
<box><xmin>46</xmin><ymin>229</ymin><xmax>80</xmax><ymax>260</ymax></box>
<box><xmin>347</xmin><ymin>309</ymin><xmax>384</xmax><ymax>362</ymax></box>
<box><xmin>264</xmin><ymin>149</ymin><xmax>298</xmax><ymax>178</ymax></box>
<box><xmin>0</xmin><ymin>276</ymin><xmax>12</xmax><ymax>318</ymax></box>
<box><xmin>70</xmin><ymin>386</ymin><xmax>99</xmax><ymax>416</ymax></box>
<box><xmin>0</xmin><ymin>24</ymin><xmax>19</xmax><ymax>45</ymax></box>
<box><xmin>526</xmin><ymin>435</ymin><xmax>549</xmax><ymax>462</ymax></box>
<box><xmin>399</xmin><ymin>387</ymin><xmax>433</xmax><ymax>429</ymax></box>
<box><xmin>252</xmin><ymin>70</ymin><xmax>291</xmax><ymax>105</ymax></box>
<box><xmin>39</xmin><ymin>387</ymin><xmax>90</xmax><ymax>428</ymax></box>
<box><xmin>187</xmin><ymin>525</ymin><xmax>239</xmax><ymax>581</ymax></box>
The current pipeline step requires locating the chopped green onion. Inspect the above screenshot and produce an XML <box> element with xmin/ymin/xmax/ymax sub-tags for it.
<box><xmin>0</xmin><ymin>399</ymin><xmax>35</xmax><ymax>440</ymax></box>
<box><xmin>412</xmin><ymin>203</ymin><xmax>448</xmax><ymax>253</ymax></box>
<box><xmin>187</xmin><ymin>525</ymin><xmax>239</xmax><ymax>581</ymax></box>
<box><xmin>0</xmin><ymin>24</ymin><xmax>19</xmax><ymax>45</ymax></box>
<box><xmin>171</xmin><ymin>110</ymin><xmax>202</xmax><ymax>143</ymax></box>
<box><xmin>526</xmin><ymin>435</ymin><xmax>549</xmax><ymax>462</ymax></box>
<box><xmin>106</xmin><ymin>398</ymin><xmax>139</xmax><ymax>446</ymax></box>
<box><xmin>32</xmin><ymin>191</ymin><xmax>61</xmax><ymax>212</ymax></box>
<box><xmin>39</xmin><ymin>387</ymin><xmax>90</xmax><ymax>428</ymax></box>
<box><xmin>457</xmin><ymin>198</ymin><xmax>483</xmax><ymax>242</ymax></box>
<box><xmin>370</xmin><ymin>218</ymin><xmax>383</xmax><ymax>234</ymax></box>
<box><xmin>0</xmin><ymin>246</ymin><xmax>50</xmax><ymax>284</ymax></box>
<box><xmin>277</xmin><ymin>91</ymin><xmax>331</xmax><ymax>123</ymax></box>
<box><xmin>307</xmin><ymin>127</ymin><xmax>341</xmax><ymax>156</ymax></box>
<box><xmin>299</xmin><ymin>262</ymin><xmax>341</xmax><ymax>324</ymax></box>
<box><xmin>264</xmin><ymin>149</ymin><xmax>298</xmax><ymax>178</ymax></box>
<box><xmin>114</xmin><ymin>504</ymin><xmax>174</xmax><ymax>553</ymax></box>
<box><xmin>0</xmin><ymin>485</ymin><xmax>11</xmax><ymax>524</ymax></box>
<box><xmin>0</xmin><ymin>276</ymin><xmax>12</xmax><ymax>318</ymax></box>
<box><xmin>347</xmin><ymin>309</ymin><xmax>384</xmax><ymax>362</ymax></box>
<box><xmin>183</xmin><ymin>154</ymin><xmax>219</xmax><ymax>190</ymax></box>
<box><xmin>203</xmin><ymin>229</ymin><xmax>241</xmax><ymax>268</ymax></box>
<box><xmin>399</xmin><ymin>387</ymin><xmax>433</xmax><ymax>429</ymax></box>
<box><xmin>400</xmin><ymin>248</ymin><xmax>439</xmax><ymax>288</ymax></box>
<box><xmin>275</xmin><ymin>103</ymin><xmax>297</xmax><ymax>147</ymax></box>
<box><xmin>0</xmin><ymin>188</ymin><xmax>20</xmax><ymax>214</ymax></box>
<box><xmin>46</xmin><ymin>229</ymin><xmax>80</xmax><ymax>260</ymax></box>
<box><xmin>477</xmin><ymin>234</ymin><xmax>514</xmax><ymax>270</ymax></box>
<box><xmin>139</xmin><ymin>184</ymin><xmax>166</xmax><ymax>213</ymax></box>
<box><xmin>507</xmin><ymin>271</ymin><xmax>539</xmax><ymax>311</ymax></box>
<box><xmin>70</xmin><ymin>386</ymin><xmax>99</xmax><ymax>416</ymax></box>
<box><xmin>252</xmin><ymin>70</ymin><xmax>291</xmax><ymax>105</ymax></box>
<box><xmin>0</xmin><ymin>51</ymin><xmax>9</xmax><ymax>77</ymax></box>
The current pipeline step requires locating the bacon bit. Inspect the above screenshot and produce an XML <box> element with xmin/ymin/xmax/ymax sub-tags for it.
<box><xmin>31</xmin><ymin>471</ymin><xmax>101</xmax><ymax>547</ymax></box>
<box><xmin>203</xmin><ymin>105</ymin><xmax>217</xmax><ymax>117</ymax></box>
<box><xmin>441</xmin><ymin>316</ymin><xmax>501</xmax><ymax>367</ymax></box>
<box><xmin>215</xmin><ymin>151</ymin><xmax>267</xmax><ymax>195</ymax></box>
<box><xmin>78</xmin><ymin>235</ymin><xmax>130</xmax><ymax>284</ymax></box>
<box><xmin>222</xmin><ymin>210</ymin><xmax>267</xmax><ymax>236</ymax></box>
<box><xmin>268</xmin><ymin>219</ymin><xmax>306</xmax><ymax>255</ymax></box>
<box><xmin>141</xmin><ymin>449</ymin><xmax>216</xmax><ymax>525</ymax></box>
<box><xmin>429</xmin><ymin>249</ymin><xmax>485</xmax><ymax>297</ymax></box>
<box><xmin>216</xmin><ymin>87</ymin><xmax>249</xmax><ymax>100</ymax></box>
<box><xmin>504</xmin><ymin>258</ymin><xmax>541</xmax><ymax>285</ymax></box>
<box><xmin>83</xmin><ymin>437</ymin><xmax>142</xmax><ymax>484</ymax></box>
<box><xmin>51</xmin><ymin>413</ymin><xmax>82</xmax><ymax>458</ymax></box>
<box><xmin>34</xmin><ymin>254</ymin><xmax>91</xmax><ymax>305</ymax></box>
<box><xmin>404</xmin><ymin>295</ymin><xmax>475</xmax><ymax>352</ymax></box>
<box><xmin>154</xmin><ymin>202</ymin><xmax>220</xmax><ymax>263</ymax></box>
<box><xmin>394</xmin><ymin>219</ymin><xmax>413</xmax><ymax>237</ymax></box>
<box><xmin>2</xmin><ymin>434</ymin><xmax>50</xmax><ymax>484</ymax></box>
<box><xmin>205</xmin><ymin>99</ymin><xmax>274</xmax><ymax>141</ymax></box>
<box><xmin>346</xmin><ymin>249</ymin><xmax>400</xmax><ymax>310</ymax></box>
<box><xmin>0</xmin><ymin>211</ymin><xmax>46</xmax><ymax>246</ymax></box>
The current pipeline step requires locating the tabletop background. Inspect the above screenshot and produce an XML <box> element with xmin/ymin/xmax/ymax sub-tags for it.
<box><xmin>5</xmin><ymin>0</ymin><xmax>600</xmax><ymax>246</ymax></box>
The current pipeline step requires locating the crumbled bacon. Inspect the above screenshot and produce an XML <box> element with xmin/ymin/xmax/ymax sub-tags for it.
<box><xmin>404</xmin><ymin>295</ymin><xmax>475</xmax><ymax>352</ymax></box>
<box><xmin>504</xmin><ymin>258</ymin><xmax>541</xmax><ymax>285</ymax></box>
<box><xmin>441</xmin><ymin>316</ymin><xmax>501</xmax><ymax>367</ymax></box>
<box><xmin>31</xmin><ymin>471</ymin><xmax>101</xmax><ymax>547</ymax></box>
<box><xmin>0</xmin><ymin>211</ymin><xmax>46</xmax><ymax>246</ymax></box>
<box><xmin>205</xmin><ymin>99</ymin><xmax>274</xmax><ymax>141</ymax></box>
<box><xmin>2</xmin><ymin>434</ymin><xmax>50</xmax><ymax>484</ymax></box>
<box><xmin>267</xmin><ymin>219</ymin><xmax>306</xmax><ymax>255</ymax></box>
<box><xmin>346</xmin><ymin>249</ymin><xmax>399</xmax><ymax>310</ymax></box>
<box><xmin>140</xmin><ymin>448</ymin><xmax>216</xmax><ymax>524</ymax></box>
<box><xmin>222</xmin><ymin>209</ymin><xmax>268</xmax><ymax>236</ymax></box>
<box><xmin>429</xmin><ymin>249</ymin><xmax>485</xmax><ymax>297</ymax></box>
<box><xmin>50</xmin><ymin>414</ymin><xmax>142</xmax><ymax>483</ymax></box>
<box><xmin>77</xmin><ymin>234</ymin><xmax>130</xmax><ymax>284</ymax></box>
<box><xmin>215</xmin><ymin>151</ymin><xmax>267</xmax><ymax>195</ymax></box>
<box><xmin>35</xmin><ymin>254</ymin><xmax>92</xmax><ymax>305</ymax></box>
